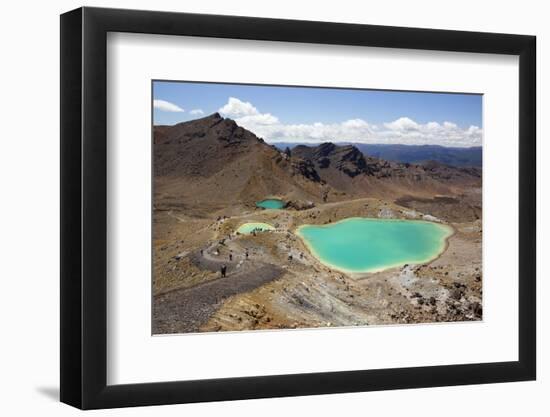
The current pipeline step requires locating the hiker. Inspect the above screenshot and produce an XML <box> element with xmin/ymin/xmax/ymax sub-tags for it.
<box><xmin>229</xmin><ymin>252</ymin><xmax>233</xmax><ymax>261</ymax></box>
<box><xmin>200</xmin><ymin>249</ymin><xmax>204</xmax><ymax>256</ymax></box>
<box><xmin>245</xmin><ymin>250</ymin><xmax>249</xmax><ymax>260</ymax></box>
<box><xmin>221</xmin><ymin>264</ymin><xmax>227</xmax><ymax>278</ymax></box>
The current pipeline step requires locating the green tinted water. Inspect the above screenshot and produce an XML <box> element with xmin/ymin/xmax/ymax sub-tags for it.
<box><xmin>296</xmin><ymin>218</ymin><xmax>452</xmax><ymax>273</ymax></box>
<box><xmin>256</xmin><ymin>199</ymin><xmax>285</xmax><ymax>209</ymax></box>
<box><xmin>237</xmin><ymin>222</ymin><xmax>275</xmax><ymax>234</ymax></box>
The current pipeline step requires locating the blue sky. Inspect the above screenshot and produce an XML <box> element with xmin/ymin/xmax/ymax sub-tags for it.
<box><xmin>153</xmin><ymin>81</ymin><xmax>483</xmax><ymax>147</ymax></box>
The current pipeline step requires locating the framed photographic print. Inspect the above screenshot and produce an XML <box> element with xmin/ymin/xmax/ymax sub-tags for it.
<box><xmin>60</xmin><ymin>6</ymin><xmax>536</xmax><ymax>409</ymax></box>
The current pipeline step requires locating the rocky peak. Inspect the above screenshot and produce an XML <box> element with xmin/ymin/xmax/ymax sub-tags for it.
<box><xmin>332</xmin><ymin>145</ymin><xmax>368</xmax><ymax>177</ymax></box>
<box><xmin>315</xmin><ymin>142</ymin><xmax>337</xmax><ymax>157</ymax></box>
<box><xmin>293</xmin><ymin>142</ymin><xmax>369</xmax><ymax>177</ymax></box>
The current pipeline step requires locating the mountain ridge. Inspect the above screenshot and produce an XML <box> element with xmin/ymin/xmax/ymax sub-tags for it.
<box><xmin>154</xmin><ymin>114</ymin><xmax>481</xmax><ymax>209</ymax></box>
<box><xmin>272</xmin><ymin>142</ymin><xmax>482</xmax><ymax>168</ymax></box>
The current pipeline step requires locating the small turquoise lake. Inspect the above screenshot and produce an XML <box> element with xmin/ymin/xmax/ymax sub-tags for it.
<box><xmin>296</xmin><ymin>218</ymin><xmax>453</xmax><ymax>273</ymax></box>
<box><xmin>237</xmin><ymin>222</ymin><xmax>275</xmax><ymax>234</ymax></box>
<box><xmin>256</xmin><ymin>199</ymin><xmax>285</xmax><ymax>209</ymax></box>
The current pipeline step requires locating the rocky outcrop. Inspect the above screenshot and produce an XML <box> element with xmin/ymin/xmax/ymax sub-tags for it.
<box><xmin>154</xmin><ymin>113</ymin><xmax>267</xmax><ymax>177</ymax></box>
<box><xmin>286</xmin><ymin>200</ymin><xmax>316</xmax><ymax>210</ymax></box>
<box><xmin>290</xmin><ymin>158</ymin><xmax>321</xmax><ymax>183</ymax></box>
<box><xmin>333</xmin><ymin>145</ymin><xmax>369</xmax><ymax>177</ymax></box>
<box><xmin>293</xmin><ymin>142</ymin><xmax>371</xmax><ymax>178</ymax></box>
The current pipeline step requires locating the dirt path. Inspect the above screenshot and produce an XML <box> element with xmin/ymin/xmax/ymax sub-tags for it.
<box><xmin>152</xmin><ymin>262</ymin><xmax>283</xmax><ymax>334</ymax></box>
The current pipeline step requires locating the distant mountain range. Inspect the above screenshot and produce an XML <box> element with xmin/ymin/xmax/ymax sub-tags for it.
<box><xmin>272</xmin><ymin>142</ymin><xmax>482</xmax><ymax>168</ymax></box>
<box><xmin>153</xmin><ymin>114</ymin><xmax>481</xmax><ymax>208</ymax></box>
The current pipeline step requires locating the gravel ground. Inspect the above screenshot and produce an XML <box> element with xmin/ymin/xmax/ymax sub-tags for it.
<box><xmin>152</xmin><ymin>262</ymin><xmax>283</xmax><ymax>334</ymax></box>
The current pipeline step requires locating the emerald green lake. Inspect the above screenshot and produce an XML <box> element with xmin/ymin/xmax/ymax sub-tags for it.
<box><xmin>296</xmin><ymin>218</ymin><xmax>453</xmax><ymax>273</ymax></box>
<box><xmin>256</xmin><ymin>199</ymin><xmax>285</xmax><ymax>209</ymax></box>
<box><xmin>237</xmin><ymin>222</ymin><xmax>275</xmax><ymax>234</ymax></box>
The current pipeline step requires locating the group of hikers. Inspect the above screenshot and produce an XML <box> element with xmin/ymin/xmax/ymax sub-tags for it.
<box><xmin>219</xmin><ymin>249</ymin><xmax>249</xmax><ymax>278</ymax></box>
<box><xmin>217</xmin><ymin>247</ymin><xmax>304</xmax><ymax>278</ymax></box>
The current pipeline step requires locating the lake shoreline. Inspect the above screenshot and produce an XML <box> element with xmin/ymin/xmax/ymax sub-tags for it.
<box><xmin>295</xmin><ymin>217</ymin><xmax>454</xmax><ymax>275</ymax></box>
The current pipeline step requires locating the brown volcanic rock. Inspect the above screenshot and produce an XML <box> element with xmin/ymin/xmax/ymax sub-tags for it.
<box><xmin>153</xmin><ymin>116</ymin><xmax>483</xmax><ymax>333</ymax></box>
<box><xmin>293</xmin><ymin>142</ymin><xmax>371</xmax><ymax>177</ymax></box>
<box><xmin>153</xmin><ymin>114</ymin><xmax>325</xmax><ymax>208</ymax></box>
<box><xmin>290</xmin><ymin>157</ymin><xmax>322</xmax><ymax>183</ymax></box>
<box><xmin>154</xmin><ymin>112</ymin><xmax>264</xmax><ymax>177</ymax></box>
<box><xmin>291</xmin><ymin>142</ymin><xmax>481</xmax><ymax>199</ymax></box>
<box><xmin>154</xmin><ymin>115</ymin><xmax>481</xmax><ymax>210</ymax></box>
<box><xmin>153</xmin><ymin>125</ymin><xmax>172</xmax><ymax>145</ymax></box>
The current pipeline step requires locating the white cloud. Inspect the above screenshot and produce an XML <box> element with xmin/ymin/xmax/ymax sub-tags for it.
<box><xmin>378</xmin><ymin>118</ymin><xmax>482</xmax><ymax>147</ymax></box>
<box><xmin>154</xmin><ymin>99</ymin><xmax>184</xmax><ymax>112</ymax></box>
<box><xmin>190</xmin><ymin>109</ymin><xmax>204</xmax><ymax>115</ymax></box>
<box><xmin>384</xmin><ymin>117</ymin><xmax>420</xmax><ymax>132</ymax></box>
<box><xmin>237</xmin><ymin>113</ymin><xmax>279</xmax><ymax>126</ymax></box>
<box><xmin>219</xmin><ymin>97</ymin><xmax>259</xmax><ymax>118</ymax></box>
<box><xmin>217</xmin><ymin>97</ymin><xmax>482</xmax><ymax>147</ymax></box>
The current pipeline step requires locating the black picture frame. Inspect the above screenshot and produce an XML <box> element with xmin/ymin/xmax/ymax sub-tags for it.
<box><xmin>60</xmin><ymin>6</ymin><xmax>536</xmax><ymax>410</ymax></box>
